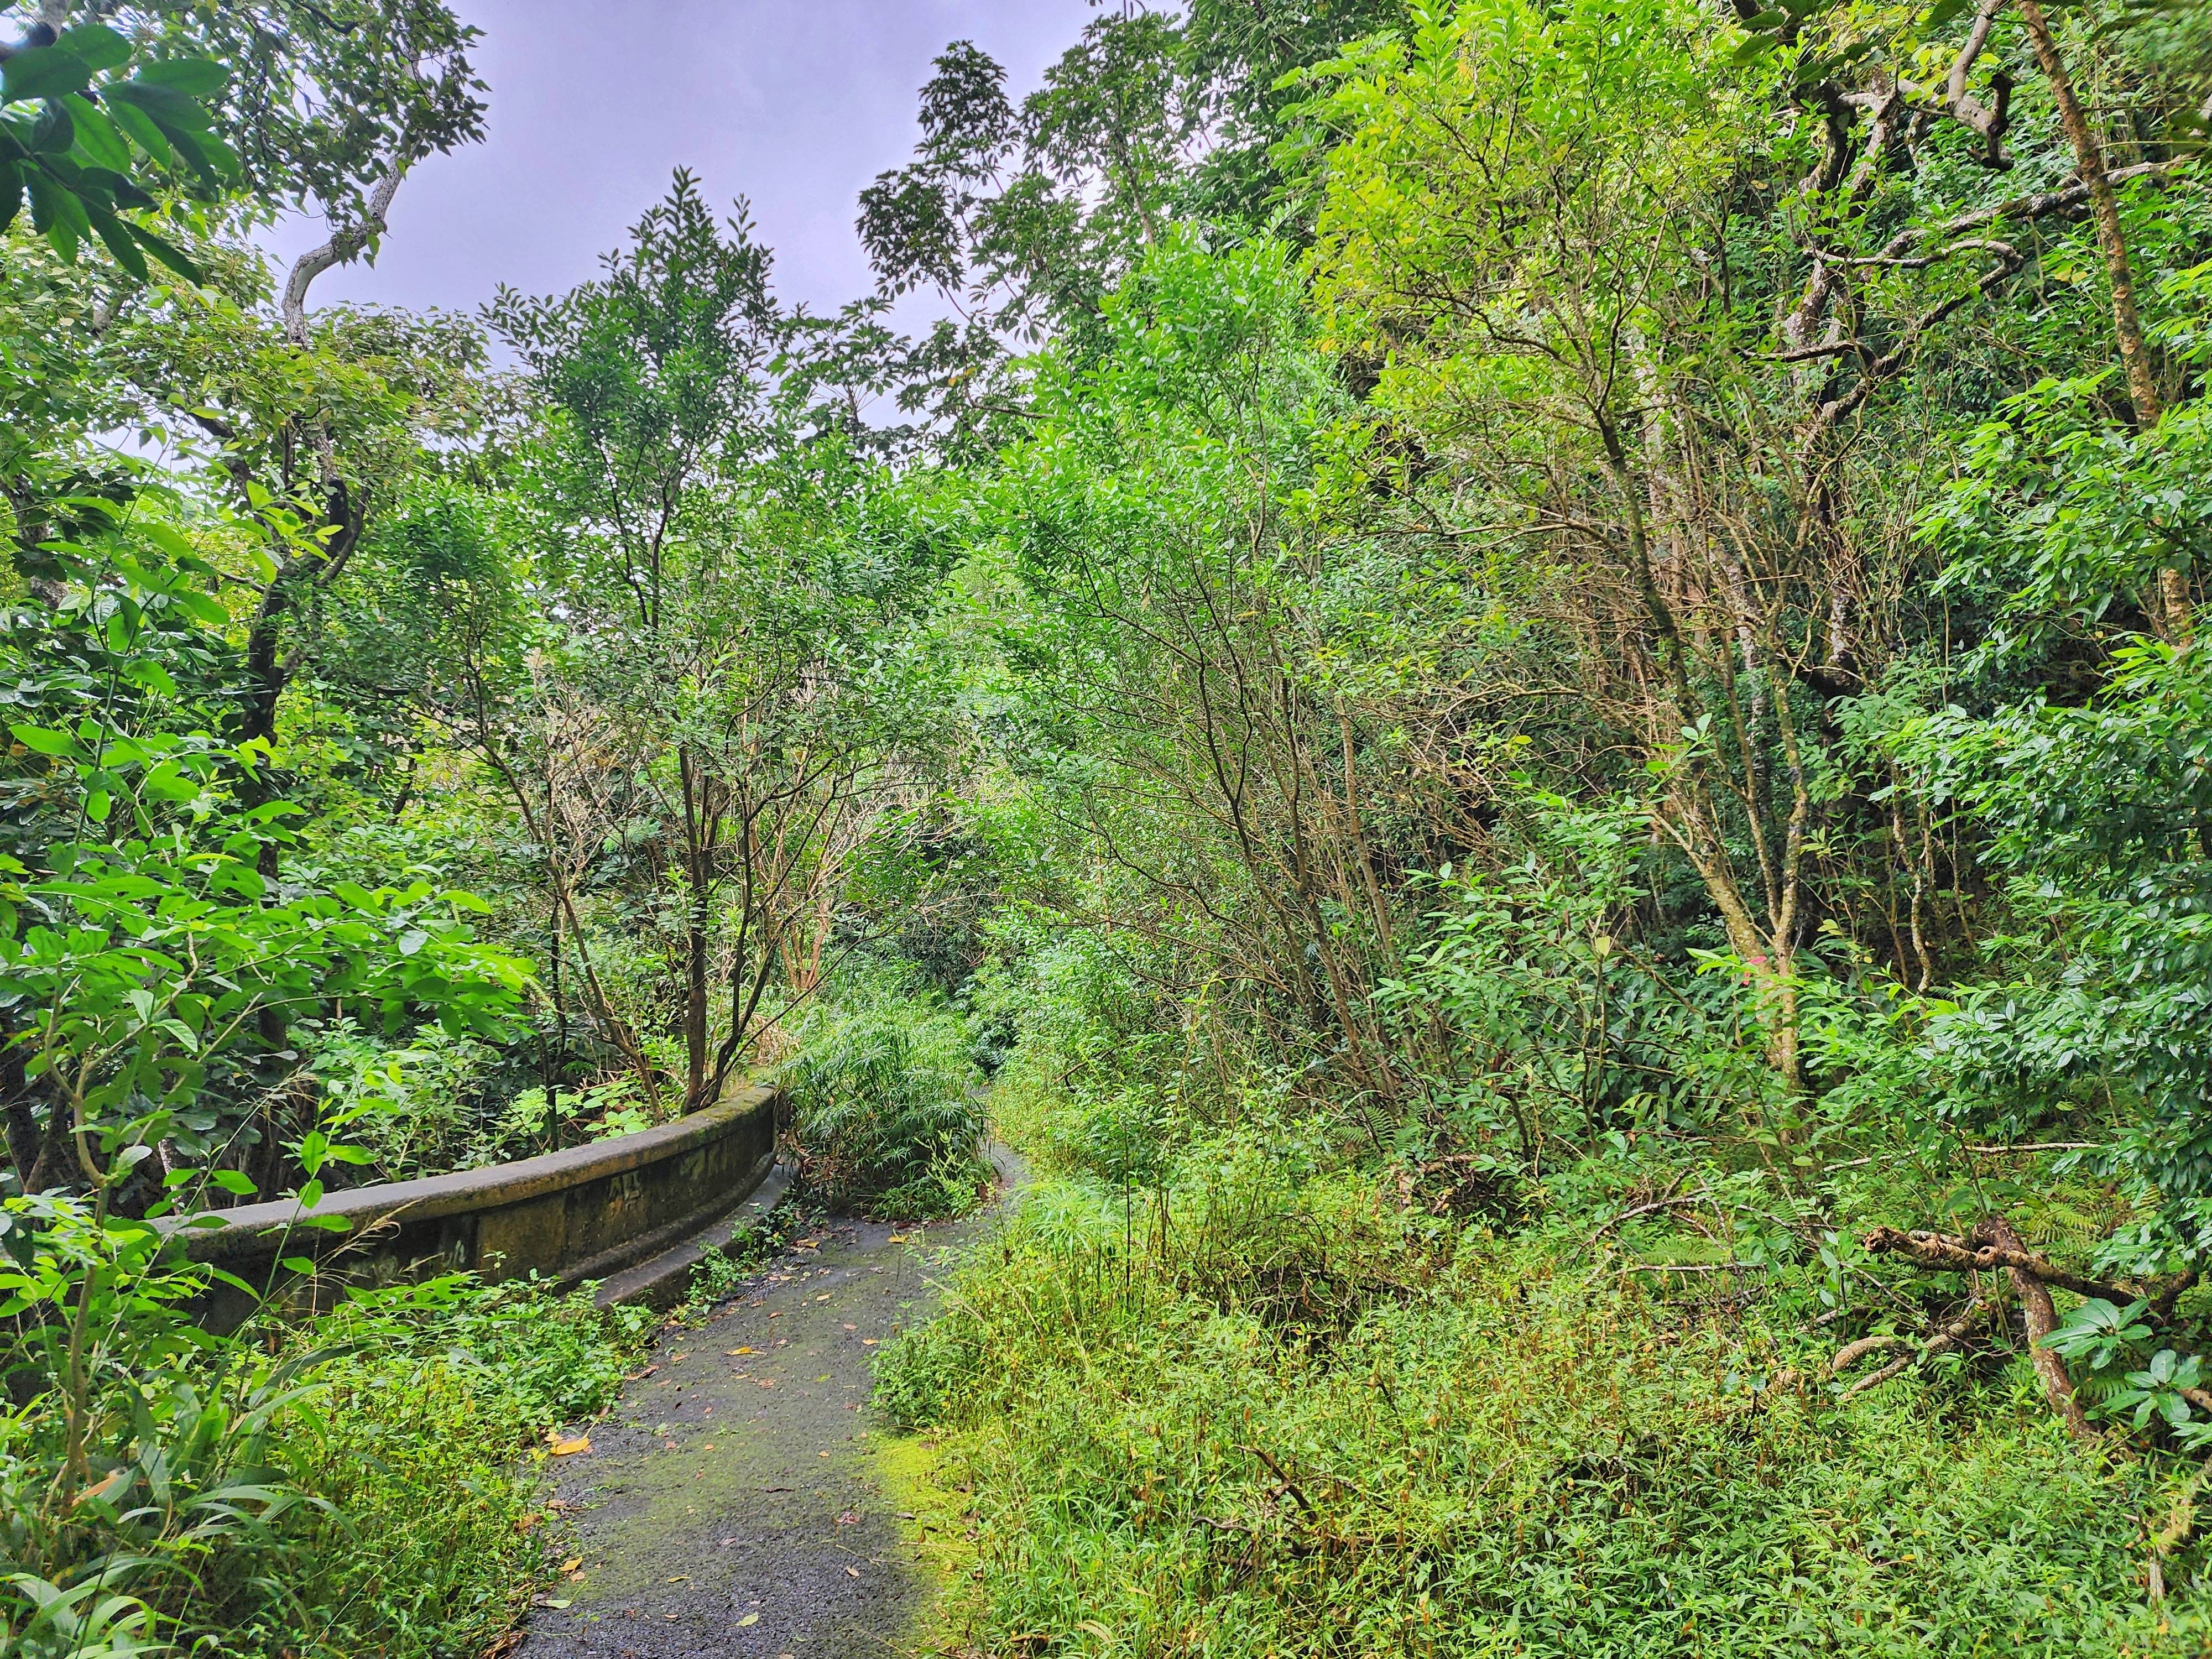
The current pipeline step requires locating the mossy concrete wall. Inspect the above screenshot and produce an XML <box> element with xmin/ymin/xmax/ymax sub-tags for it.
<box><xmin>176</xmin><ymin>1081</ymin><xmax>780</xmax><ymax>1329</ymax></box>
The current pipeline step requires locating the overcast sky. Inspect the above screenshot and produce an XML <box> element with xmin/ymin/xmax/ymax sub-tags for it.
<box><xmin>264</xmin><ymin>0</ymin><xmax>1095</xmax><ymax>326</ymax></box>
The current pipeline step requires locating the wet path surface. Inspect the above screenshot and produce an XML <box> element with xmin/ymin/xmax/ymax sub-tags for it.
<box><xmin>523</xmin><ymin>1156</ymin><xmax>1014</xmax><ymax>1659</ymax></box>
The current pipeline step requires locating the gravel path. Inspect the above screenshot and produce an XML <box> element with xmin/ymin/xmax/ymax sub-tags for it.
<box><xmin>522</xmin><ymin>1154</ymin><xmax>1015</xmax><ymax>1659</ymax></box>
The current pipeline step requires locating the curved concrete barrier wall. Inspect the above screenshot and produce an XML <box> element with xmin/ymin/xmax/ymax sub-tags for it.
<box><xmin>178</xmin><ymin>1081</ymin><xmax>780</xmax><ymax>1330</ymax></box>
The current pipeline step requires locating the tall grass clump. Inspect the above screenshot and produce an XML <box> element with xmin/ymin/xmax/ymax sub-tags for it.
<box><xmin>786</xmin><ymin>995</ymin><xmax>990</xmax><ymax>1218</ymax></box>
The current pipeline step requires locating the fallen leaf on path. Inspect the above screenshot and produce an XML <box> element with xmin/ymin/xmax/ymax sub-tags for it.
<box><xmin>736</xmin><ymin>1613</ymin><xmax>761</xmax><ymax>1627</ymax></box>
<box><xmin>755</xmin><ymin>1378</ymin><xmax>776</xmax><ymax>1388</ymax></box>
<box><xmin>815</xmin><ymin>1293</ymin><xmax>831</xmax><ymax>1302</ymax></box>
<box><xmin>559</xmin><ymin>1558</ymin><xmax>581</xmax><ymax>1575</ymax></box>
<box><xmin>514</xmin><ymin>1512</ymin><xmax>540</xmax><ymax>1535</ymax></box>
<box><xmin>837</xmin><ymin>1511</ymin><xmax>860</xmax><ymax>1525</ymax></box>
<box><xmin>846</xmin><ymin>1566</ymin><xmax>860</xmax><ymax>1578</ymax></box>
<box><xmin>862</xmin><ymin>1339</ymin><xmax>878</xmax><ymax>1347</ymax></box>
<box><xmin>665</xmin><ymin>1575</ymin><xmax>688</xmax><ymax>1583</ymax></box>
<box><xmin>726</xmin><ymin>1346</ymin><xmax>755</xmax><ymax>1355</ymax></box>
<box><xmin>625</xmin><ymin>1365</ymin><xmax>658</xmax><ymax>1381</ymax></box>
<box><xmin>842</xmin><ymin>1323</ymin><xmax>856</xmax><ymax>1331</ymax></box>
<box><xmin>549</xmin><ymin>1437</ymin><xmax>591</xmax><ymax>1457</ymax></box>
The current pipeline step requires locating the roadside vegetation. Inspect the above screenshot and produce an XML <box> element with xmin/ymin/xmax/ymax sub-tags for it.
<box><xmin>5</xmin><ymin>0</ymin><xmax>2212</xmax><ymax>1653</ymax></box>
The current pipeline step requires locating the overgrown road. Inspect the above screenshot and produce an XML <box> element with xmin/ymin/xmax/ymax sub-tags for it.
<box><xmin>522</xmin><ymin>1150</ymin><xmax>1018</xmax><ymax>1659</ymax></box>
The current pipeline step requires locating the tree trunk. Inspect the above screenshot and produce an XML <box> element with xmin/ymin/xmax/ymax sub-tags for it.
<box><xmin>2015</xmin><ymin>0</ymin><xmax>2186</xmax><ymax>637</ymax></box>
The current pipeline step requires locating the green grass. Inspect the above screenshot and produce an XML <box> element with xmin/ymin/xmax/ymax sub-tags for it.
<box><xmin>877</xmin><ymin>1151</ymin><xmax>2212</xmax><ymax>1657</ymax></box>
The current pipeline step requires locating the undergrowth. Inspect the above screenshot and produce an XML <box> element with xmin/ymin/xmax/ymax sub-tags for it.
<box><xmin>2</xmin><ymin>1275</ymin><xmax>650</xmax><ymax>1658</ymax></box>
<box><xmin>877</xmin><ymin>1135</ymin><xmax>2212</xmax><ymax>1657</ymax></box>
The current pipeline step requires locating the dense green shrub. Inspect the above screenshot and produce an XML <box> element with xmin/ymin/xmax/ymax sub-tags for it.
<box><xmin>0</xmin><ymin>1262</ymin><xmax>648</xmax><ymax>1659</ymax></box>
<box><xmin>786</xmin><ymin>998</ymin><xmax>990</xmax><ymax>1218</ymax></box>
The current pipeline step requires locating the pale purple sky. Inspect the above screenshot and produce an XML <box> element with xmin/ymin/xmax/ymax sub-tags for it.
<box><xmin>265</xmin><ymin>1</ymin><xmax>1094</xmax><ymax>326</ymax></box>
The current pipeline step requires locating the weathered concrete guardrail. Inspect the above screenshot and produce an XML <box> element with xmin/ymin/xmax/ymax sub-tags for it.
<box><xmin>177</xmin><ymin>1080</ymin><xmax>781</xmax><ymax>1329</ymax></box>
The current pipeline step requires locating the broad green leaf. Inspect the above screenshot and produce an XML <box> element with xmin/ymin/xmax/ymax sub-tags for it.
<box><xmin>209</xmin><ymin>1169</ymin><xmax>256</xmax><ymax>1196</ymax></box>
<box><xmin>10</xmin><ymin>725</ymin><xmax>78</xmax><ymax>757</ymax></box>
<box><xmin>171</xmin><ymin>590</ymin><xmax>227</xmax><ymax>626</ymax></box>
<box><xmin>56</xmin><ymin>25</ymin><xmax>133</xmax><ymax>74</ymax></box>
<box><xmin>87</xmin><ymin>205</ymin><xmax>148</xmax><ymax>281</ymax></box>
<box><xmin>101</xmin><ymin>92</ymin><xmax>171</xmax><ymax>165</ymax></box>
<box><xmin>3</xmin><ymin>47</ymin><xmax>95</xmax><ymax>104</ymax></box>
<box><xmin>30</xmin><ymin>98</ymin><xmax>73</xmax><ymax>155</ymax></box>
<box><xmin>134</xmin><ymin>59</ymin><xmax>229</xmax><ymax>100</ymax></box>
<box><xmin>61</xmin><ymin>94</ymin><xmax>128</xmax><ymax>170</ymax></box>
<box><xmin>106</xmin><ymin>79</ymin><xmax>211</xmax><ymax>133</ymax></box>
<box><xmin>128</xmin><ymin>220</ymin><xmax>201</xmax><ymax>283</ymax></box>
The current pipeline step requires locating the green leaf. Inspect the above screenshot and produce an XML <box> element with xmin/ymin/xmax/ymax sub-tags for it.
<box><xmin>298</xmin><ymin>1178</ymin><xmax>325</xmax><ymax>1209</ymax></box>
<box><xmin>123</xmin><ymin>659</ymin><xmax>180</xmax><ymax>698</ymax></box>
<box><xmin>170</xmin><ymin>589</ymin><xmax>227</xmax><ymax>625</ymax></box>
<box><xmin>127</xmin><ymin>221</ymin><xmax>202</xmax><ymax>284</ymax></box>
<box><xmin>84</xmin><ymin>788</ymin><xmax>112</xmax><ymax>823</ymax></box>
<box><xmin>87</xmin><ymin>205</ymin><xmax>148</xmax><ymax>281</ymax></box>
<box><xmin>25</xmin><ymin>169</ymin><xmax>87</xmax><ymax>260</ymax></box>
<box><xmin>3</xmin><ymin>48</ymin><xmax>95</xmax><ymax>105</ymax></box>
<box><xmin>152</xmin><ymin>119</ymin><xmax>217</xmax><ymax>187</ymax></box>
<box><xmin>30</xmin><ymin>98</ymin><xmax>74</xmax><ymax>155</ymax></box>
<box><xmin>107</xmin><ymin>79</ymin><xmax>212</xmax><ymax>134</ymax></box>
<box><xmin>279</xmin><ymin>1255</ymin><xmax>317</xmax><ymax>1275</ymax></box>
<box><xmin>61</xmin><ymin>94</ymin><xmax>128</xmax><ymax>170</ymax></box>
<box><xmin>210</xmin><ymin>1169</ymin><xmax>257</xmax><ymax>1196</ymax></box>
<box><xmin>134</xmin><ymin>59</ymin><xmax>229</xmax><ymax>100</ymax></box>
<box><xmin>55</xmin><ymin>25</ymin><xmax>132</xmax><ymax>74</ymax></box>
<box><xmin>102</xmin><ymin>93</ymin><xmax>171</xmax><ymax>165</ymax></box>
<box><xmin>11</xmin><ymin>725</ymin><xmax>78</xmax><ymax>757</ymax></box>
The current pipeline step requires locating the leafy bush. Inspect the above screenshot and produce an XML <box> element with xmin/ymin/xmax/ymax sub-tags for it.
<box><xmin>0</xmin><ymin>1225</ymin><xmax>648</xmax><ymax>1659</ymax></box>
<box><xmin>786</xmin><ymin>998</ymin><xmax>989</xmax><ymax>1218</ymax></box>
